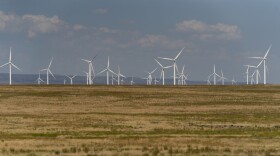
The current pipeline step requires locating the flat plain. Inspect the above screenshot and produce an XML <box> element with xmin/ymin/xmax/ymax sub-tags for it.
<box><xmin>0</xmin><ymin>85</ymin><xmax>280</xmax><ymax>156</ymax></box>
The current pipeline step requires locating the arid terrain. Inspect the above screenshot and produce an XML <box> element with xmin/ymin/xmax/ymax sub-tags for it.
<box><xmin>0</xmin><ymin>85</ymin><xmax>280</xmax><ymax>156</ymax></box>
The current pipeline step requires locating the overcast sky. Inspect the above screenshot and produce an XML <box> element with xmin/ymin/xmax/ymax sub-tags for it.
<box><xmin>0</xmin><ymin>0</ymin><xmax>280</xmax><ymax>83</ymax></box>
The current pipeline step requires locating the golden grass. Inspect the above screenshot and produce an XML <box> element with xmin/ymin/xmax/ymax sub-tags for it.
<box><xmin>0</xmin><ymin>85</ymin><xmax>280</xmax><ymax>155</ymax></box>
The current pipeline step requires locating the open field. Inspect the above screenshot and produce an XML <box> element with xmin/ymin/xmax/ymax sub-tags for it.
<box><xmin>0</xmin><ymin>85</ymin><xmax>280</xmax><ymax>155</ymax></box>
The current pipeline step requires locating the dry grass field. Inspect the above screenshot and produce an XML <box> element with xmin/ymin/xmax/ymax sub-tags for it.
<box><xmin>0</xmin><ymin>85</ymin><xmax>280</xmax><ymax>156</ymax></box>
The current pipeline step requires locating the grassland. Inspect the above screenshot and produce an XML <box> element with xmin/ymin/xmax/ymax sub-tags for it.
<box><xmin>0</xmin><ymin>85</ymin><xmax>280</xmax><ymax>155</ymax></box>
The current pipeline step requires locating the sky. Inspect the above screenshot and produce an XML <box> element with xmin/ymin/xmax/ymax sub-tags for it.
<box><xmin>0</xmin><ymin>0</ymin><xmax>280</xmax><ymax>83</ymax></box>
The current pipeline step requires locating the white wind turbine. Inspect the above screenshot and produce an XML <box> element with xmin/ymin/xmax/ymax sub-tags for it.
<box><xmin>209</xmin><ymin>65</ymin><xmax>220</xmax><ymax>85</ymax></box>
<box><xmin>97</xmin><ymin>57</ymin><xmax>117</xmax><ymax>85</ymax></box>
<box><xmin>251</xmin><ymin>61</ymin><xmax>263</xmax><ymax>84</ymax></box>
<box><xmin>249</xmin><ymin>44</ymin><xmax>272</xmax><ymax>84</ymax></box>
<box><xmin>83</xmin><ymin>71</ymin><xmax>89</xmax><ymax>85</ymax></box>
<box><xmin>244</xmin><ymin>65</ymin><xmax>255</xmax><ymax>85</ymax></box>
<box><xmin>36</xmin><ymin>71</ymin><xmax>44</xmax><ymax>85</ymax></box>
<box><xmin>117</xmin><ymin>66</ymin><xmax>126</xmax><ymax>85</ymax></box>
<box><xmin>145</xmin><ymin>68</ymin><xmax>157</xmax><ymax>85</ymax></box>
<box><xmin>154</xmin><ymin>77</ymin><xmax>159</xmax><ymax>85</ymax></box>
<box><xmin>81</xmin><ymin>54</ymin><xmax>98</xmax><ymax>85</ymax></box>
<box><xmin>231</xmin><ymin>76</ymin><xmax>237</xmax><ymax>85</ymax></box>
<box><xmin>154</xmin><ymin>59</ymin><xmax>173</xmax><ymax>85</ymax></box>
<box><xmin>158</xmin><ymin>47</ymin><xmax>185</xmax><ymax>85</ymax></box>
<box><xmin>65</xmin><ymin>74</ymin><xmax>77</xmax><ymax>85</ymax></box>
<box><xmin>177</xmin><ymin>65</ymin><xmax>188</xmax><ymax>85</ymax></box>
<box><xmin>207</xmin><ymin>75</ymin><xmax>211</xmax><ymax>85</ymax></box>
<box><xmin>130</xmin><ymin>77</ymin><xmax>135</xmax><ymax>85</ymax></box>
<box><xmin>218</xmin><ymin>70</ymin><xmax>227</xmax><ymax>85</ymax></box>
<box><xmin>0</xmin><ymin>47</ymin><xmax>21</xmax><ymax>85</ymax></box>
<box><xmin>40</xmin><ymin>58</ymin><xmax>55</xmax><ymax>85</ymax></box>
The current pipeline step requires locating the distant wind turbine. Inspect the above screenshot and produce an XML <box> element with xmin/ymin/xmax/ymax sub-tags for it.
<box><xmin>249</xmin><ymin>44</ymin><xmax>272</xmax><ymax>84</ymax></box>
<box><xmin>36</xmin><ymin>71</ymin><xmax>44</xmax><ymax>85</ymax></box>
<box><xmin>145</xmin><ymin>68</ymin><xmax>157</xmax><ymax>85</ymax></box>
<box><xmin>65</xmin><ymin>74</ymin><xmax>77</xmax><ymax>85</ymax></box>
<box><xmin>154</xmin><ymin>59</ymin><xmax>173</xmax><ymax>85</ymax></box>
<box><xmin>117</xmin><ymin>66</ymin><xmax>126</xmax><ymax>85</ymax></box>
<box><xmin>209</xmin><ymin>65</ymin><xmax>220</xmax><ymax>85</ymax></box>
<box><xmin>0</xmin><ymin>47</ymin><xmax>21</xmax><ymax>85</ymax></box>
<box><xmin>218</xmin><ymin>70</ymin><xmax>227</xmax><ymax>85</ymax></box>
<box><xmin>81</xmin><ymin>54</ymin><xmax>98</xmax><ymax>85</ymax></box>
<box><xmin>97</xmin><ymin>57</ymin><xmax>117</xmax><ymax>85</ymax></box>
<box><xmin>40</xmin><ymin>58</ymin><xmax>55</xmax><ymax>85</ymax></box>
<box><xmin>158</xmin><ymin>47</ymin><xmax>185</xmax><ymax>85</ymax></box>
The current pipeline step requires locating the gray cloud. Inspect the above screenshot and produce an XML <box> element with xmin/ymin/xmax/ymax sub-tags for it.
<box><xmin>176</xmin><ymin>20</ymin><xmax>241</xmax><ymax>40</ymax></box>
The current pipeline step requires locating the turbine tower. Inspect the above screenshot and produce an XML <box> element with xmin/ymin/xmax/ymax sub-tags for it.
<box><xmin>158</xmin><ymin>47</ymin><xmax>185</xmax><ymax>85</ymax></box>
<box><xmin>65</xmin><ymin>74</ymin><xmax>77</xmax><ymax>85</ymax></box>
<box><xmin>97</xmin><ymin>57</ymin><xmax>117</xmax><ymax>85</ymax></box>
<box><xmin>81</xmin><ymin>54</ymin><xmax>98</xmax><ymax>85</ymax></box>
<box><xmin>249</xmin><ymin>44</ymin><xmax>272</xmax><ymax>84</ymax></box>
<box><xmin>154</xmin><ymin>59</ymin><xmax>173</xmax><ymax>85</ymax></box>
<box><xmin>40</xmin><ymin>58</ymin><xmax>55</xmax><ymax>85</ymax></box>
<box><xmin>0</xmin><ymin>47</ymin><xmax>21</xmax><ymax>85</ymax></box>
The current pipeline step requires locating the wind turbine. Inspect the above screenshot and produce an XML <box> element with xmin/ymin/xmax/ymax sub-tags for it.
<box><xmin>117</xmin><ymin>66</ymin><xmax>126</xmax><ymax>85</ymax></box>
<box><xmin>154</xmin><ymin>77</ymin><xmax>159</xmax><ymax>85</ymax></box>
<box><xmin>158</xmin><ymin>47</ymin><xmax>185</xmax><ymax>85</ymax></box>
<box><xmin>83</xmin><ymin>71</ymin><xmax>89</xmax><ymax>85</ymax></box>
<box><xmin>145</xmin><ymin>68</ymin><xmax>157</xmax><ymax>85</ymax></box>
<box><xmin>244</xmin><ymin>65</ymin><xmax>255</xmax><ymax>85</ymax></box>
<box><xmin>177</xmin><ymin>65</ymin><xmax>188</xmax><ymax>85</ymax></box>
<box><xmin>249</xmin><ymin>44</ymin><xmax>272</xmax><ymax>84</ymax></box>
<box><xmin>130</xmin><ymin>77</ymin><xmax>135</xmax><ymax>85</ymax></box>
<box><xmin>97</xmin><ymin>57</ymin><xmax>117</xmax><ymax>85</ymax></box>
<box><xmin>40</xmin><ymin>58</ymin><xmax>55</xmax><ymax>85</ymax></box>
<box><xmin>81</xmin><ymin>54</ymin><xmax>98</xmax><ymax>85</ymax></box>
<box><xmin>0</xmin><ymin>47</ymin><xmax>21</xmax><ymax>85</ymax></box>
<box><xmin>154</xmin><ymin>59</ymin><xmax>173</xmax><ymax>85</ymax></box>
<box><xmin>36</xmin><ymin>71</ymin><xmax>44</xmax><ymax>85</ymax></box>
<box><xmin>231</xmin><ymin>76</ymin><xmax>237</xmax><ymax>85</ymax></box>
<box><xmin>207</xmin><ymin>75</ymin><xmax>211</xmax><ymax>85</ymax></box>
<box><xmin>209</xmin><ymin>65</ymin><xmax>220</xmax><ymax>85</ymax></box>
<box><xmin>218</xmin><ymin>70</ymin><xmax>227</xmax><ymax>85</ymax></box>
<box><xmin>65</xmin><ymin>74</ymin><xmax>77</xmax><ymax>85</ymax></box>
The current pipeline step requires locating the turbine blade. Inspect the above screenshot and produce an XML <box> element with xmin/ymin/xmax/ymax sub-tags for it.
<box><xmin>81</xmin><ymin>58</ymin><xmax>91</xmax><ymax>63</ymax></box>
<box><xmin>257</xmin><ymin>60</ymin><xmax>263</xmax><ymax>68</ymax></box>
<box><xmin>48</xmin><ymin>58</ymin><xmax>53</xmax><ymax>68</ymax></box>
<box><xmin>11</xmin><ymin>63</ymin><xmax>21</xmax><ymax>71</ymax></box>
<box><xmin>65</xmin><ymin>75</ymin><xmax>71</xmax><ymax>79</ymax></box>
<box><xmin>174</xmin><ymin>47</ymin><xmax>185</xmax><ymax>60</ymax></box>
<box><xmin>49</xmin><ymin>70</ymin><xmax>55</xmax><ymax>79</ymax></box>
<box><xmin>0</xmin><ymin>62</ymin><xmax>9</xmax><ymax>68</ymax></box>
<box><xmin>264</xmin><ymin>44</ymin><xmax>272</xmax><ymax>58</ymax></box>
<box><xmin>157</xmin><ymin>57</ymin><xmax>173</xmax><ymax>61</ymax></box>
<box><xmin>248</xmin><ymin>57</ymin><xmax>263</xmax><ymax>59</ymax></box>
<box><xmin>97</xmin><ymin>69</ymin><xmax>107</xmax><ymax>75</ymax></box>
<box><xmin>154</xmin><ymin>59</ymin><xmax>163</xmax><ymax>68</ymax></box>
<box><xmin>91</xmin><ymin>53</ymin><xmax>99</xmax><ymax>61</ymax></box>
<box><xmin>164</xmin><ymin>65</ymin><xmax>173</xmax><ymax>69</ymax></box>
<box><xmin>151</xmin><ymin>68</ymin><xmax>157</xmax><ymax>74</ymax></box>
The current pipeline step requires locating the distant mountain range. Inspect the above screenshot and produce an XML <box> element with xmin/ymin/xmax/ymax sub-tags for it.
<box><xmin>0</xmin><ymin>73</ymin><xmax>246</xmax><ymax>85</ymax></box>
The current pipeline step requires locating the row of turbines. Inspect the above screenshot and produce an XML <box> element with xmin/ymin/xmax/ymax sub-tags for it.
<box><xmin>0</xmin><ymin>45</ymin><xmax>272</xmax><ymax>85</ymax></box>
<box><xmin>206</xmin><ymin>44</ymin><xmax>271</xmax><ymax>85</ymax></box>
